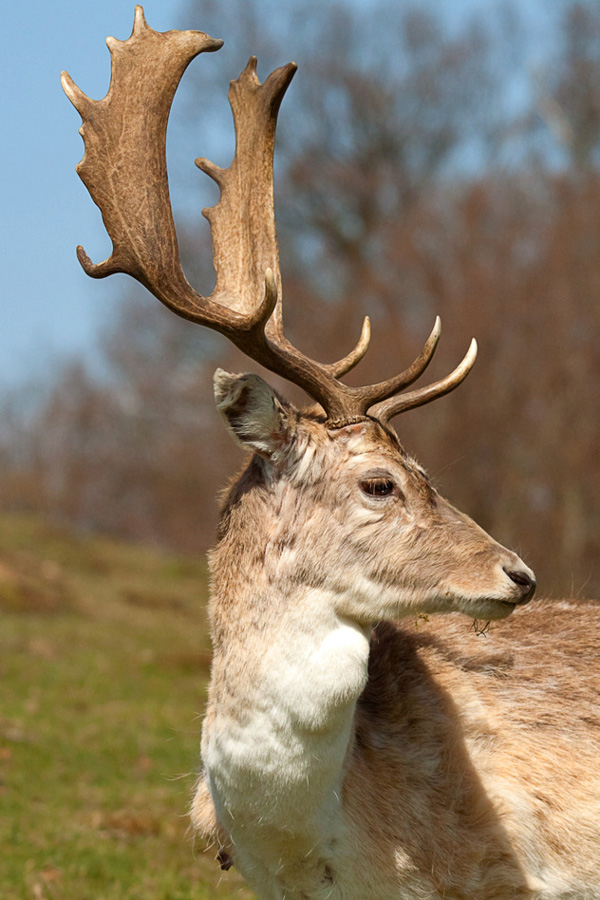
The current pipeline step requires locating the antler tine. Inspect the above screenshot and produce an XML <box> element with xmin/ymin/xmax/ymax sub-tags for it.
<box><xmin>327</xmin><ymin>317</ymin><xmax>371</xmax><ymax>378</ymax></box>
<box><xmin>370</xmin><ymin>338</ymin><xmax>478</xmax><ymax>424</ymax></box>
<box><xmin>354</xmin><ymin>316</ymin><xmax>442</xmax><ymax>411</ymax></box>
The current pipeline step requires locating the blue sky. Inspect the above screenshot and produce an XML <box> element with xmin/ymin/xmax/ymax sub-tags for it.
<box><xmin>2</xmin><ymin>0</ymin><xmax>551</xmax><ymax>391</ymax></box>
<box><xmin>2</xmin><ymin>1</ymin><xmax>187</xmax><ymax>389</ymax></box>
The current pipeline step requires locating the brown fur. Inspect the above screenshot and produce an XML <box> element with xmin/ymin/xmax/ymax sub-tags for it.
<box><xmin>345</xmin><ymin>601</ymin><xmax>600</xmax><ymax>898</ymax></box>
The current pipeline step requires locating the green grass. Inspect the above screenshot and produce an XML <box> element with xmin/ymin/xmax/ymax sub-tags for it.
<box><xmin>0</xmin><ymin>514</ymin><xmax>255</xmax><ymax>899</ymax></box>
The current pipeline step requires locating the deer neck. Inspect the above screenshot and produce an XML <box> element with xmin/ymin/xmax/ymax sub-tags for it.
<box><xmin>203</xmin><ymin>569</ymin><xmax>371</xmax><ymax>870</ymax></box>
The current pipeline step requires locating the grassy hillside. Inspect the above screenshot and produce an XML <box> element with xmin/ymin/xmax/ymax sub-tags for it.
<box><xmin>0</xmin><ymin>514</ymin><xmax>255</xmax><ymax>900</ymax></box>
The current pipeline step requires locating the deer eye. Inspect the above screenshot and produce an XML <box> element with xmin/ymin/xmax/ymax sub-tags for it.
<box><xmin>360</xmin><ymin>477</ymin><xmax>396</xmax><ymax>498</ymax></box>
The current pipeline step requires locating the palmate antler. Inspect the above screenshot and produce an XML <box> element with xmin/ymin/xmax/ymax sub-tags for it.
<box><xmin>62</xmin><ymin>6</ymin><xmax>476</xmax><ymax>426</ymax></box>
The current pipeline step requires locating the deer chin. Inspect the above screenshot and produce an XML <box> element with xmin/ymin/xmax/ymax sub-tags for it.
<box><xmin>455</xmin><ymin>595</ymin><xmax>521</xmax><ymax>621</ymax></box>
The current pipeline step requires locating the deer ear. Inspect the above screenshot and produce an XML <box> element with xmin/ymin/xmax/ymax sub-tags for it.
<box><xmin>213</xmin><ymin>369</ymin><xmax>295</xmax><ymax>457</ymax></box>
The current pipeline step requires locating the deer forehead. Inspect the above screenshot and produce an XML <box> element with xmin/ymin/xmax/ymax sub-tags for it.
<box><xmin>289</xmin><ymin>417</ymin><xmax>428</xmax><ymax>491</ymax></box>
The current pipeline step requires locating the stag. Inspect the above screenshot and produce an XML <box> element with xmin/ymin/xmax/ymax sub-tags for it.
<box><xmin>63</xmin><ymin>9</ymin><xmax>600</xmax><ymax>900</ymax></box>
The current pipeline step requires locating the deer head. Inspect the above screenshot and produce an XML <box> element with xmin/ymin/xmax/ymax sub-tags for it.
<box><xmin>62</xmin><ymin>6</ymin><xmax>535</xmax><ymax>623</ymax></box>
<box><xmin>210</xmin><ymin>370</ymin><xmax>534</xmax><ymax>628</ymax></box>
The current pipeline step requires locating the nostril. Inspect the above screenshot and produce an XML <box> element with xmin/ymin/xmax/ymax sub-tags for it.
<box><xmin>503</xmin><ymin>567</ymin><xmax>536</xmax><ymax>601</ymax></box>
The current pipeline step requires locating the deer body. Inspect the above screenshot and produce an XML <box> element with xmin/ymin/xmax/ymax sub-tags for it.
<box><xmin>64</xmin><ymin>10</ymin><xmax>600</xmax><ymax>899</ymax></box>
<box><xmin>189</xmin><ymin>379</ymin><xmax>599</xmax><ymax>900</ymax></box>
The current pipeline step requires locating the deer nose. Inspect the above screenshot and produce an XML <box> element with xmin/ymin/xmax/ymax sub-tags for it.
<box><xmin>503</xmin><ymin>567</ymin><xmax>536</xmax><ymax>603</ymax></box>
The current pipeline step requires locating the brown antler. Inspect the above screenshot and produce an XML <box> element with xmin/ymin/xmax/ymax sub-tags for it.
<box><xmin>62</xmin><ymin>6</ymin><xmax>476</xmax><ymax>424</ymax></box>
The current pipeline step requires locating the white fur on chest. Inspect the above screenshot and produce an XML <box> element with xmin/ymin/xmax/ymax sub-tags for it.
<box><xmin>202</xmin><ymin>596</ymin><xmax>370</xmax><ymax>891</ymax></box>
